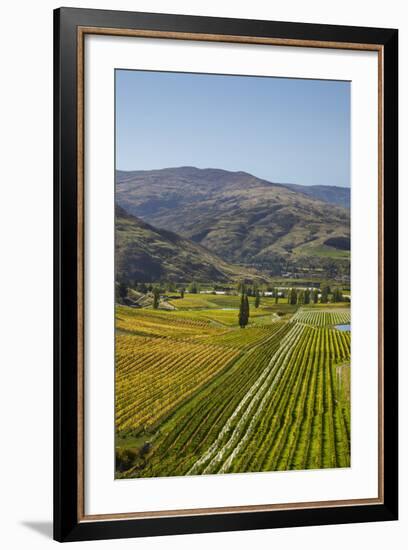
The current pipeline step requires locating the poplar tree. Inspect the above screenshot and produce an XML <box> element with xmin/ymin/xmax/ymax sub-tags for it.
<box><xmin>332</xmin><ymin>288</ymin><xmax>343</xmax><ymax>303</ymax></box>
<box><xmin>238</xmin><ymin>290</ymin><xmax>250</xmax><ymax>328</ymax></box>
<box><xmin>255</xmin><ymin>290</ymin><xmax>261</xmax><ymax>308</ymax></box>
<box><xmin>321</xmin><ymin>286</ymin><xmax>329</xmax><ymax>304</ymax></box>
<box><xmin>245</xmin><ymin>294</ymin><xmax>250</xmax><ymax>323</ymax></box>
<box><xmin>152</xmin><ymin>287</ymin><xmax>160</xmax><ymax>309</ymax></box>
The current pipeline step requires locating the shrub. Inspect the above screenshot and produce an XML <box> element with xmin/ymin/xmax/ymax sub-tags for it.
<box><xmin>115</xmin><ymin>448</ymin><xmax>137</xmax><ymax>472</ymax></box>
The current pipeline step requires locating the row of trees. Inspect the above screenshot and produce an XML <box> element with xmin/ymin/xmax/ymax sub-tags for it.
<box><xmin>117</xmin><ymin>278</ymin><xmax>346</xmax><ymax>310</ymax></box>
<box><xmin>287</xmin><ymin>286</ymin><xmax>344</xmax><ymax>305</ymax></box>
<box><xmin>124</xmin><ymin>279</ymin><xmax>194</xmax><ymax>295</ymax></box>
<box><xmin>118</xmin><ymin>280</ymin><xmax>183</xmax><ymax>295</ymax></box>
<box><xmin>288</xmin><ymin>288</ymin><xmax>318</xmax><ymax>305</ymax></box>
<box><xmin>118</xmin><ymin>279</ymin><xmax>282</xmax><ymax>302</ymax></box>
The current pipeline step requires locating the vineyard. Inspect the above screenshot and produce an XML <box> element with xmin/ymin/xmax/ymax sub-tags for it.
<box><xmin>290</xmin><ymin>308</ymin><xmax>351</xmax><ymax>327</ymax></box>
<box><xmin>115</xmin><ymin>299</ymin><xmax>351</xmax><ymax>478</ymax></box>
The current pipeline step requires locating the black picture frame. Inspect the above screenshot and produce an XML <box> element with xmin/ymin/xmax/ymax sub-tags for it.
<box><xmin>54</xmin><ymin>7</ymin><xmax>398</xmax><ymax>542</ymax></box>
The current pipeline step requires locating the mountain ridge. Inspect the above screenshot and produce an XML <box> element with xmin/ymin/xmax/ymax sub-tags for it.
<box><xmin>116</xmin><ymin>166</ymin><xmax>349</xmax><ymax>207</ymax></box>
<box><xmin>116</xmin><ymin>167</ymin><xmax>350</xmax><ymax>278</ymax></box>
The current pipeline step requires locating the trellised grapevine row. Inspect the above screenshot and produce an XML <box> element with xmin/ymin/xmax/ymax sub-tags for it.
<box><xmin>291</xmin><ymin>308</ymin><xmax>351</xmax><ymax>327</ymax></box>
<box><xmin>115</xmin><ymin>304</ymin><xmax>351</xmax><ymax>478</ymax></box>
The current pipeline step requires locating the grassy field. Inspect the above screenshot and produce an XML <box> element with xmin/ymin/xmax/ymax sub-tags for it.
<box><xmin>293</xmin><ymin>242</ymin><xmax>350</xmax><ymax>259</ymax></box>
<box><xmin>166</xmin><ymin>293</ymin><xmax>290</xmax><ymax>310</ymax></box>
<box><xmin>115</xmin><ymin>295</ymin><xmax>351</xmax><ymax>478</ymax></box>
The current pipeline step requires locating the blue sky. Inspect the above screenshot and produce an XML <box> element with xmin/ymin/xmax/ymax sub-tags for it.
<box><xmin>116</xmin><ymin>70</ymin><xmax>350</xmax><ymax>188</ymax></box>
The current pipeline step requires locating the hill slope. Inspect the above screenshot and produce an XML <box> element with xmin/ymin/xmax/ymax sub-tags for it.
<box><xmin>115</xmin><ymin>205</ymin><xmax>263</xmax><ymax>283</ymax></box>
<box><xmin>116</xmin><ymin>167</ymin><xmax>350</xmax><ymax>275</ymax></box>
<box><xmin>283</xmin><ymin>183</ymin><xmax>350</xmax><ymax>209</ymax></box>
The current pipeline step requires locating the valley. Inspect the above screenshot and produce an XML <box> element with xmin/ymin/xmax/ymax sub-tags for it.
<box><xmin>114</xmin><ymin>166</ymin><xmax>351</xmax><ymax>479</ymax></box>
<box><xmin>116</xmin><ymin>167</ymin><xmax>350</xmax><ymax>281</ymax></box>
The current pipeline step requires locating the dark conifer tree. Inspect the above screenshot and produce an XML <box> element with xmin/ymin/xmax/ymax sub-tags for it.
<box><xmin>152</xmin><ymin>287</ymin><xmax>160</xmax><ymax>309</ymax></box>
<box><xmin>290</xmin><ymin>288</ymin><xmax>298</xmax><ymax>305</ymax></box>
<box><xmin>238</xmin><ymin>290</ymin><xmax>250</xmax><ymax>328</ymax></box>
<box><xmin>321</xmin><ymin>286</ymin><xmax>329</xmax><ymax>303</ymax></box>
<box><xmin>332</xmin><ymin>287</ymin><xmax>343</xmax><ymax>302</ymax></box>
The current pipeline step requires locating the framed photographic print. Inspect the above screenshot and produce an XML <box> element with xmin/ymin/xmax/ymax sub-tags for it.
<box><xmin>54</xmin><ymin>7</ymin><xmax>398</xmax><ymax>542</ymax></box>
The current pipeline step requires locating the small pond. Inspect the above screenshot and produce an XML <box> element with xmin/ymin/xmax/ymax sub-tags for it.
<box><xmin>335</xmin><ymin>324</ymin><xmax>351</xmax><ymax>331</ymax></box>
